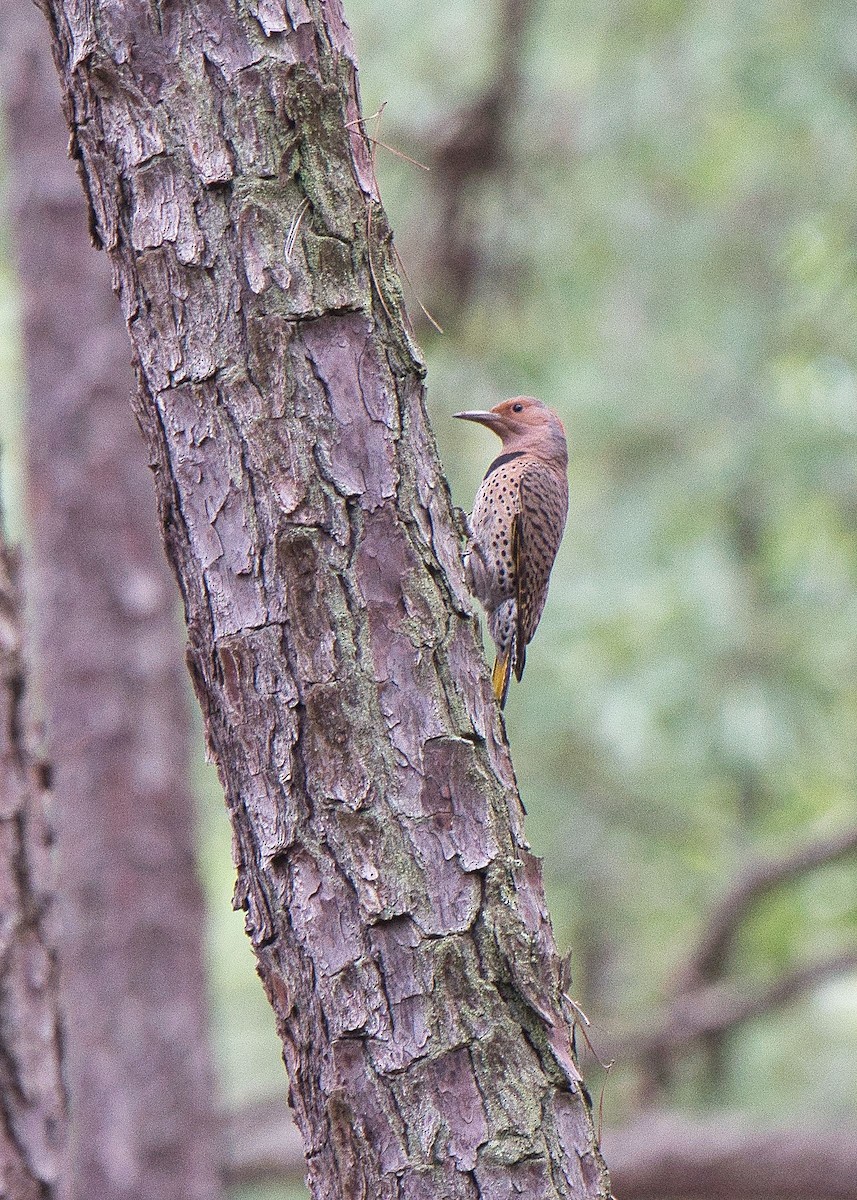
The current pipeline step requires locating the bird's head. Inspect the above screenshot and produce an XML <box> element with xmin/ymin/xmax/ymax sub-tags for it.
<box><xmin>454</xmin><ymin>396</ymin><xmax>568</xmax><ymax>471</ymax></box>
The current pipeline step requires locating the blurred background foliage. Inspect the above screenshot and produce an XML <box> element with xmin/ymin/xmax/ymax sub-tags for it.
<box><xmin>4</xmin><ymin>1</ymin><xmax>857</xmax><ymax>1198</ymax></box>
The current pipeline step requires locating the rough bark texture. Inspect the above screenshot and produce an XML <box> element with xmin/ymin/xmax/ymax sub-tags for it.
<box><xmin>2</xmin><ymin>7</ymin><xmax>224</xmax><ymax>1199</ymax></box>
<box><xmin>39</xmin><ymin>4</ymin><xmax>609</xmax><ymax>1197</ymax></box>
<box><xmin>0</xmin><ymin>533</ymin><xmax>66</xmax><ymax>1199</ymax></box>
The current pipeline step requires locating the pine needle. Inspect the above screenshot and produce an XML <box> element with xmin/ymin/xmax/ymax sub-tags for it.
<box><xmin>349</xmin><ymin>101</ymin><xmax>443</xmax><ymax>333</ymax></box>
<box><xmin>285</xmin><ymin>198</ymin><xmax>309</xmax><ymax>260</ymax></box>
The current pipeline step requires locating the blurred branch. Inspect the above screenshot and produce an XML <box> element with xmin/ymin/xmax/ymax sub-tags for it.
<box><xmin>434</xmin><ymin>0</ymin><xmax>531</xmax><ymax>181</ymax></box>
<box><xmin>596</xmin><ymin>827</ymin><xmax>857</xmax><ymax>1105</ymax></box>
<box><xmin>223</xmin><ymin>1100</ymin><xmax>857</xmax><ymax>1200</ymax></box>
<box><xmin>603</xmin><ymin>1114</ymin><xmax>857</xmax><ymax>1200</ymax></box>
<box><xmin>675</xmin><ymin>827</ymin><xmax>857</xmax><ymax>993</ymax></box>
<box><xmin>429</xmin><ymin>0</ymin><xmax>536</xmax><ymax>310</ymax></box>
<box><xmin>221</xmin><ymin>1098</ymin><xmax>305</xmax><ymax>1187</ymax></box>
<box><xmin>621</xmin><ymin>951</ymin><xmax>857</xmax><ymax>1064</ymax></box>
<box><xmin>620</xmin><ymin>827</ymin><xmax>857</xmax><ymax>1101</ymax></box>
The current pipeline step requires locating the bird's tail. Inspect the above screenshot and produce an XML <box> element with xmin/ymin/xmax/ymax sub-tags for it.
<box><xmin>489</xmin><ymin>599</ymin><xmax>519</xmax><ymax>708</ymax></box>
<box><xmin>492</xmin><ymin>637</ymin><xmax>517</xmax><ymax>709</ymax></box>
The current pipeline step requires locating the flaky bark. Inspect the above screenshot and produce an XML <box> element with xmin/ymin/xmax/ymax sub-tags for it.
<box><xmin>2</xmin><ymin>6</ymin><xmax>223</xmax><ymax>1199</ymax></box>
<box><xmin>0</xmin><ymin>531</ymin><xmax>66</xmax><ymax>1199</ymax></box>
<box><xmin>40</xmin><ymin>3</ymin><xmax>608</xmax><ymax>1197</ymax></box>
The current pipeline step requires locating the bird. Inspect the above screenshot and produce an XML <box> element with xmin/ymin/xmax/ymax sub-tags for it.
<box><xmin>454</xmin><ymin>396</ymin><xmax>569</xmax><ymax>708</ymax></box>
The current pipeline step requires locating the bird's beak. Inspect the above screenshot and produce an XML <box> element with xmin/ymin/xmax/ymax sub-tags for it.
<box><xmin>453</xmin><ymin>409</ymin><xmax>505</xmax><ymax>432</ymax></box>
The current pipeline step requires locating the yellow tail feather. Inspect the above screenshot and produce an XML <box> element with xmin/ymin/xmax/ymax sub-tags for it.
<box><xmin>492</xmin><ymin>651</ymin><xmax>512</xmax><ymax>709</ymax></box>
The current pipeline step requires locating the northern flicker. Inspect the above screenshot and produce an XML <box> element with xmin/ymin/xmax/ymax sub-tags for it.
<box><xmin>455</xmin><ymin>396</ymin><xmax>569</xmax><ymax>708</ymax></box>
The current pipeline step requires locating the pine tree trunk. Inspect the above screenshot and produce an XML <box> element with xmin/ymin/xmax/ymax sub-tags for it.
<box><xmin>0</xmin><ymin>531</ymin><xmax>66</xmax><ymax>1200</ymax></box>
<box><xmin>39</xmin><ymin>3</ymin><xmax>610</xmax><ymax>1196</ymax></box>
<box><xmin>2</xmin><ymin>7</ymin><xmax>224</xmax><ymax>1199</ymax></box>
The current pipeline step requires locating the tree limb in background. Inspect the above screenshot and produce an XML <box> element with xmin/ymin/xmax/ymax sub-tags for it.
<box><xmin>623</xmin><ymin>825</ymin><xmax>857</xmax><ymax>1098</ymax></box>
<box><xmin>0</xmin><ymin>528</ymin><xmax>66</xmax><ymax>1200</ymax></box>
<box><xmin>675</xmin><ymin>826</ymin><xmax>857</xmax><ymax>993</ymax></box>
<box><xmin>429</xmin><ymin>0</ymin><xmax>536</xmax><ymax>310</ymax></box>
<box><xmin>221</xmin><ymin>1098</ymin><xmax>305</xmax><ymax>1187</ymax></box>
<box><xmin>39</xmin><ymin>2</ymin><xmax>608</xmax><ymax>1197</ymax></box>
<box><xmin>1</xmin><ymin>7</ymin><xmax>224</xmax><ymax>1198</ymax></box>
<box><xmin>602</xmin><ymin>1114</ymin><xmax>857</xmax><ymax>1200</ymax></box>
<box><xmin>623</xmin><ymin>951</ymin><xmax>857</xmax><ymax>1065</ymax></box>
<box><xmin>221</xmin><ymin>1101</ymin><xmax>857</xmax><ymax>1200</ymax></box>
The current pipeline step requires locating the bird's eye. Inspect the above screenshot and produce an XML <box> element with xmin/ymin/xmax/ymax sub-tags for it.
<box><xmin>512</xmin><ymin>403</ymin><xmax>524</xmax><ymax>413</ymax></box>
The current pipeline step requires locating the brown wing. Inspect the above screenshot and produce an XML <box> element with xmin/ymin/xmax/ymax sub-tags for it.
<box><xmin>512</xmin><ymin>462</ymin><xmax>568</xmax><ymax>681</ymax></box>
